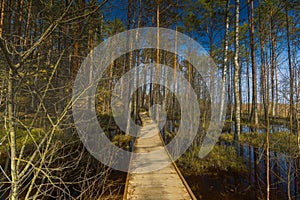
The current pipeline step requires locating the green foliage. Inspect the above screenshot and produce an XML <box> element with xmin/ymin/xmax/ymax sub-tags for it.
<box><xmin>220</xmin><ymin>131</ymin><xmax>299</xmax><ymax>155</ymax></box>
<box><xmin>219</xmin><ymin>132</ymin><xmax>234</xmax><ymax>141</ymax></box>
<box><xmin>177</xmin><ymin>145</ymin><xmax>247</xmax><ymax>175</ymax></box>
<box><xmin>0</xmin><ymin>128</ymin><xmax>45</xmax><ymax>154</ymax></box>
<box><xmin>104</xmin><ymin>19</ymin><xmax>125</xmax><ymax>35</ymax></box>
<box><xmin>112</xmin><ymin>134</ymin><xmax>132</xmax><ymax>150</ymax></box>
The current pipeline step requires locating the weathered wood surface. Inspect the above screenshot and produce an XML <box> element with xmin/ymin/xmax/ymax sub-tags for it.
<box><xmin>124</xmin><ymin>112</ymin><xmax>194</xmax><ymax>200</ymax></box>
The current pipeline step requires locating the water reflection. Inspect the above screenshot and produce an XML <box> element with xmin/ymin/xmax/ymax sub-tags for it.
<box><xmin>230</xmin><ymin>124</ymin><xmax>290</xmax><ymax>134</ymax></box>
<box><xmin>163</xmin><ymin>119</ymin><xmax>299</xmax><ymax>200</ymax></box>
<box><xmin>237</xmin><ymin>142</ymin><xmax>299</xmax><ymax>199</ymax></box>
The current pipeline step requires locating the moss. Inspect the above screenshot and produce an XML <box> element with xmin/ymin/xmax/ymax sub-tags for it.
<box><xmin>220</xmin><ymin>131</ymin><xmax>299</xmax><ymax>155</ymax></box>
<box><xmin>112</xmin><ymin>134</ymin><xmax>132</xmax><ymax>150</ymax></box>
<box><xmin>0</xmin><ymin>127</ymin><xmax>61</xmax><ymax>154</ymax></box>
<box><xmin>220</xmin><ymin>133</ymin><xmax>233</xmax><ymax>142</ymax></box>
<box><xmin>31</xmin><ymin>128</ymin><xmax>45</xmax><ymax>135</ymax></box>
<box><xmin>177</xmin><ymin>145</ymin><xmax>247</xmax><ymax>175</ymax></box>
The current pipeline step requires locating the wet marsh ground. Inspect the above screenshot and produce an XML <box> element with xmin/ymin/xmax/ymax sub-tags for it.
<box><xmin>164</xmin><ymin>118</ymin><xmax>300</xmax><ymax>200</ymax></box>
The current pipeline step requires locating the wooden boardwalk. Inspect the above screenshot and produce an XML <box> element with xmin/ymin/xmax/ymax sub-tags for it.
<box><xmin>123</xmin><ymin>113</ymin><xmax>196</xmax><ymax>200</ymax></box>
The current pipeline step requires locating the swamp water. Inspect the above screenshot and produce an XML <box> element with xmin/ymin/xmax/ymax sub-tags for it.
<box><xmin>163</xmin><ymin>120</ymin><xmax>300</xmax><ymax>199</ymax></box>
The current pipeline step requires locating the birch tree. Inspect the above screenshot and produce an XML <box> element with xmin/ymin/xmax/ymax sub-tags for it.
<box><xmin>233</xmin><ymin>0</ymin><xmax>241</xmax><ymax>142</ymax></box>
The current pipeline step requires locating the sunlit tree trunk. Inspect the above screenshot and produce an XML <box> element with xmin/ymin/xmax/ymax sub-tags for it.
<box><xmin>8</xmin><ymin>68</ymin><xmax>18</xmax><ymax>200</ymax></box>
<box><xmin>155</xmin><ymin>0</ymin><xmax>160</xmax><ymax>121</ymax></box>
<box><xmin>0</xmin><ymin>0</ymin><xmax>4</xmax><ymax>37</ymax></box>
<box><xmin>228</xmin><ymin>60</ymin><xmax>233</xmax><ymax>123</ymax></box>
<box><xmin>220</xmin><ymin>0</ymin><xmax>229</xmax><ymax>122</ymax></box>
<box><xmin>270</xmin><ymin>31</ymin><xmax>275</xmax><ymax>117</ymax></box>
<box><xmin>135</xmin><ymin>0</ymin><xmax>142</xmax><ymax>122</ymax></box>
<box><xmin>23</xmin><ymin>0</ymin><xmax>32</xmax><ymax>48</ymax></box>
<box><xmin>0</xmin><ymin>0</ymin><xmax>4</xmax><ymax>34</ymax></box>
<box><xmin>266</xmin><ymin>116</ymin><xmax>270</xmax><ymax>200</ymax></box>
<box><xmin>173</xmin><ymin>0</ymin><xmax>178</xmax><ymax>120</ymax></box>
<box><xmin>246</xmin><ymin>53</ymin><xmax>250</xmax><ymax>118</ymax></box>
<box><xmin>239</xmin><ymin>61</ymin><xmax>242</xmax><ymax>127</ymax></box>
<box><xmin>88</xmin><ymin>9</ymin><xmax>95</xmax><ymax>111</ymax></box>
<box><xmin>233</xmin><ymin>0</ymin><xmax>240</xmax><ymax>142</ymax></box>
<box><xmin>71</xmin><ymin>0</ymin><xmax>85</xmax><ymax>79</ymax></box>
<box><xmin>149</xmin><ymin>7</ymin><xmax>155</xmax><ymax>112</ymax></box>
<box><xmin>275</xmin><ymin>62</ymin><xmax>279</xmax><ymax>117</ymax></box>
<box><xmin>258</xmin><ymin>5</ymin><xmax>270</xmax><ymax>198</ymax></box>
<box><xmin>126</xmin><ymin>0</ymin><xmax>133</xmax><ymax>134</ymax></box>
<box><xmin>269</xmin><ymin>6</ymin><xmax>279</xmax><ymax>118</ymax></box>
<box><xmin>208</xmin><ymin>0</ymin><xmax>215</xmax><ymax>103</ymax></box>
<box><xmin>131</xmin><ymin>0</ymin><xmax>137</xmax><ymax>121</ymax></box>
<box><xmin>258</xmin><ymin>5</ymin><xmax>266</xmax><ymax>126</ymax></box>
<box><xmin>290</xmin><ymin>5</ymin><xmax>300</xmax><ymax>151</ymax></box>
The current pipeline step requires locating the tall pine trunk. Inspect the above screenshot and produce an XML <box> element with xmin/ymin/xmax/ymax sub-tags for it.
<box><xmin>248</xmin><ymin>0</ymin><xmax>258</xmax><ymax>127</ymax></box>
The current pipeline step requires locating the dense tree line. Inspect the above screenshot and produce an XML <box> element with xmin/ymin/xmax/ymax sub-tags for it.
<box><xmin>0</xmin><ymin>0</ymin><xmax>299</xmax><ymax>199</ymax></box>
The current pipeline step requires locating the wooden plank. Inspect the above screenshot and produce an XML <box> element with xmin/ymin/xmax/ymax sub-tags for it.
<box><xmin>124</xmin><ymin>113</ymin><xmax>194</xmax><ymax>200</ymax></box>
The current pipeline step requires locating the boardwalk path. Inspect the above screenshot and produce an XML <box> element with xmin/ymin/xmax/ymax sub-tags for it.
<box><xmin>124</xmin><ymin>112</ymin><xmax>196</xmax><ymax>200</ymax></box>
